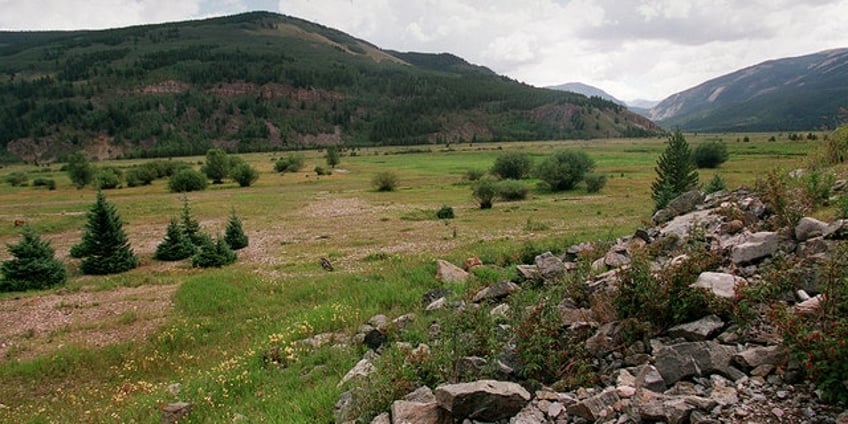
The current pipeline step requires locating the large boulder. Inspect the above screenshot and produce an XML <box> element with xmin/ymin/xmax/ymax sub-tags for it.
<box><xmin>795</xmin><ymin>217</ymin><xmax>830</xmax><ymax>241</ymax></box>
<box><xmin>435</xmin><ymin>260</ymin><xmax>469</xmax><ymax>283</ymax></box>
<box><xmin>391</xmin><ymin>386</ymin><xmax>448</xmax><ymax>424</ymax></box>
<box><xmin>653</xmin><ymin>190</ymin><xmax>706</xmax><ymax>224</ymax></box>
<box><xmin>732</xmin><ymin>345</ymin><xmax>788</xmax><ymax>369</ymax></box>
<box><xmin>534</xmin><ymin>252</ymin><xmax>564</xmax><ymax>281</ymax></box>
<box><xmin>434</xmin><ymin>380</ymin><xmax>530</xmax><ymax>421</ymax></box>
<box><xmin>632</xmin><ymin>390</ymin><xmax>716</xmax><ymax>424</ymax></box>
<box><xmin>653</xmin><ymin>341</ymin><xmax>737</xmax><ymax>385</ymax></box>
<box><xmin>690</xmin><ymin>272</ymin><xmax>744</xmax><ymax>299</ymax></box>
<box><xmin>660</xmin><ymin>210</ymin><xmax>718</xmax><ymax>240</ymax></box>
<box><xmin>730</xmin><ymin>232</ymin><xmax>779</xmax><ymax>264</ymax></box>
<box><xmin>667</xmin><ymin>315</ymin><xmax>725</xmax><ymax>341</ymax></box>
<box><xmin>568</xmin><ymin>389</ymin><xmax>620</xmax><ymax>421</ymax></box>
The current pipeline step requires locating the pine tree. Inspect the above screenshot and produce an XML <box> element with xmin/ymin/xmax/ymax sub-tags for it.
<box><xmin>72</xmin><ymin>191</ymin><xmax>139</xmax><ymax>275</ymax></box>
<box><xmin>192</xmin><ymin>235</ymin><xmax>237</xmax><ymax>268</ymax></box>
<box><xmin>224</xmin><ymin>209</ymin><xmax>248</xmax><ymax>250</ymax></box>
<box><xmin>180</xmin><ymin>197</ymin><xmax>204</xmax><ymax>246</ymax></box>
<box><xmin>154</xmin><ymin>217</ymin><xmax>196</xmax><ymax>261</ymax></box>
<box><xmin>651</xmin><ymin>130</ymin><xmax>699</xmax><ymax>211</ymax></box>
<box><xmin>1</xmin><ymin>226</ymin><xmax>67</xmax><ymax>292</ymax></box>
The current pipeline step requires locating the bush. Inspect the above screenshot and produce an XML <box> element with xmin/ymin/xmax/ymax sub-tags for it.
<box><xmin>325</xmin><ymin>145</ymin><xmax>341</xmax><ymax>168</ymax></box>
<box><xmin>154</xmin><ymin>218</ymin><xmax>196</xmax><ymax>261</ymax></box>
<box><xmin>5</xmin><ymin>172</ymin><xmax>28</xmax><ymax>187</ymax></box>
<box><xmin>584</xmin><ymin>173</ymin><xmax>607</xmax><ymax>193</ymax></box>
<box><xmin>703</xmin><ymin>173</ymin><xmax>726</xmax><ymax>194</ymax></box>
<box><xmin>491</xmin><ymin>152</ymin><xmax>533</xmax><ymax>180</ymax></box>
<box><xmin>436</xmin><ymin>205</ymin><xmax>454</xmax><ymax>219</ymax></box>
<box><xmin>496</xmin><ymin>179</ymin><xmax>529</xmax><ymax>201</ymax></box>
<box><xmin>230</xmin><ymin>163</ymin><xmax>259</xmax><ymax>187</ymax></box>
<box><xmin>372</xmin><ymin>171</ymin><xmax>399</xmax><ymax>192</ymax></box>
<box><xmin>192</xmin><ymin>235</ymin><xmax>237</xmax><ymax>268</ymax></box>
<box><xmin>32</xmin><ymin>178</ymin><xmax>56</xmax><ymax>190</ymax></box>
<box><xmin>1</xmin><ymin>226</ymin><xmax>66</xmax><ymax>292</ymax></box>
<box><xmin>125</xmin><ymin>166</ymin><xmax>157</xmax><ymax>187</ymax></box>
<box><xmin>464</xmin><ymin>168</ymin><xmax>486</xmax><ymax>181</ymax></box>
<box><xmin>169</xmin><ymin>168</ymin><xmax>208</xmax><ymax>193</ymax></box>
<box><xmin>95</xmin><ymin>167</ymin><xmax>122</xmax><ymax>189</ymax></box>
<box><xmin>314</xmin><ymin>166</ymin><xmax>332</xmax><ymax>176</ymax></box>
<box><xmin>274</xmin><ymin>155</ymin><xmax>305</xmax><ymax>173</ymax></box>
<box><xmin>836</xmin><ymin>196</ymin><xmax>848</xmax><ymax>220</ymax></box>
<box><xmin>71</xmin><ymin>191</ymin><xmax>139</xmax><ymax>275</ymax></box>
<box><xmin>203</xmin><ymin>148</ymin><xmax>230</xmax><ymax>184</ymax></box>
<box><xmin>693</xmin><ymin>141</ymin><xmax>729</xmax><ymax>168</ymax></box>
<box><xmin>224</xmin><ymin>210</ymin><xmax>249</xmax><ymax>250</ymax></box>
<box><xmin>472</xmin><ymin>178</ymin><xmax>498</xmax><ymax>209</ymax></box>
<box><xmin>66</xmin><ymin>151</ymin><xmax>94</xmax><ymax>188</ymax></box>
<box><xmin>535</xmin><ymin>149</ymin><xmax>595</xmax><ymax>191</ymax></box>
<box><xmin>826</xmin><ymin>124</ymin><xmax>848</xmax><ymax>164</ymax></box>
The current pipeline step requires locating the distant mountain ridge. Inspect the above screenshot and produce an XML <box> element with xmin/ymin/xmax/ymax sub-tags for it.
<box><xmin>547</xmin><ymin>82</ymin><xmax>625</xmax><ymax>106</ymax></box>
<box><xmin>649</xmin><ymin>48</ymin><xmax>848</xmax><ymax>131</ymax></box>
<box><xmin>0</xmin><ymin>12</ymin><xmax>660</xmax><ymax>162</ymax></box>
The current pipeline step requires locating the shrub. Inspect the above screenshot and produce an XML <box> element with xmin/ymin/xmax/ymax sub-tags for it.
<box><xmin>652</xmin><ymin>130</ymin><xmax>699</xmax><ymax>211</ymax></box>
<box><xmin>274</xmin><ymin>154</ymin><xmax>305</xmax><ymax>173</ymax></box>
<box><xmin>314</xmin><ymin>166</ymin><xmax>332</xmax><ymax>176</ymax></box>
<box><xmin>836</xmin><ymin>196</ymin><xmax>848</xmax><ymax>220</ymax></box>
<box><xmin>203</xmin><ymin>148</ymin><xmax>230</xmax><ymax>184</ymax></box>
<box><xmin>71</xmin><ymin>191</ymin><xmax>139</xmax><ymax>275</ymax></box>
<box><xmin>230</xmin><ymin>163</ymin><xmax>259</xmax><ymax>187</ymax></box>
<box><xmin>325</xmin><ymin>145</ymin><xmax>341</xmax><ymax>168</ymax></box>
<box><xmin>464</xmin><ymin>168</ymin><xmax>486</xmax><ymax>181</ymax></box>
<box><xmin>168</xmin><ymin>168</ymin><xmax>208</xmax><ymax>193</ymax></box>
<box><xmin>584</xmin><ymin>173</ymin><xmax>607</xmax><ymax>193</ymax></box>
<box><xmin>1</xmin><ymin>226</ymin><xmax>66</xmax><ymax>292</ymax></box>
<box><xmin>693</xmin><ymin>141</ymin><xmax>729</xmax><ymax>168</ymax></box>
<box><xmin>154</xmin><ymin>218</ymin><xmax>196</xmax><ymax>261</ymax></box>
<box><xmin>802</xmin><ymin>170</ymin><xmax>834</xmax><ymax>209</ymax></box>
<box><xmin>703</xmin><ymin>173</ymin><xmax>727</xmax><ymax>194</ymax></box>
<box><xmin>5</xmin><ymin>172</ymin><xmax>28</xmax><ymax>187</ymax></box>
<box><xmin>826</xmin><ymin>124</ymin><xmax>848</xmax><ymax>164</ymax></box>
<box><xmin>32</xmin><ymin>178</ymin><xmax>56</xmax><ymax>190</ymax></box>
<box><xmin>496</xmin><ymin>179</ymin><xmax>529</xmax><ymax>201</ymax></box>
<box><xmin>192</xmin><ymin>235</ymin><xmax>237</xmax><ymax>268</ymax></box>
<box><xmin>372</xmin><ymin>171</ymin><xmax>399</xmax><ymax>192</ymax></box>
<box><xmin>125</xmin><ymin>166</ymin><xmax>157</xmax><ymax>187</ymax></box>
<box><xmin>436</xmin><ymin>205</ymin><xmax>454</xmax><ymax>219</ymax></box>
<box><xmin>224</xmin><ymin>209</ymin><xmax>248</xmax><ymax>250</ymax></box>
<box><xmin>491</xmin><ymin>152</ymin><xmax>533</xmax><ymax>180</ymax></box>
<box><xmin>66</xmin><ymin>151</ymin><xmax>94</xmax><ymax>188</ymax></box>
<box><xmin>535</xmin><ymin>150</ymin><xmax>595</xmax><ymax>191</ymax></box>
<box><xmin>95</xmin><ymin>167</ymin><xmax>122</xmax><ymax>189</ymax></box>
<box><xmin>472</xmin><ymin>178</ymin><xmax>498</xmax><ymax>209</ymax></box>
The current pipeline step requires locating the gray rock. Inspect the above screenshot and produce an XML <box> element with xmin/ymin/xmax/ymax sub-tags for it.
<box><xmin>434</xmin><ymin>380</ymin><xmax>530</xmax><ymax>421</ymax></box>
<box><xmin>795</xmin><ymin>217</ymin><xmax>830</xmax><ymax>241</ymax></box>
<box><xmin>585</xmin><ymin>322</ymin><xmax>620</xmax><ymax>358</ymax></box>
<box><xmin>635</xmin><ymin>365</ymin><xmax>666</xmax><ymax>393</ymax></box>
<box><xmin>370</xmin><ymin>412</ymin><xmax>391</xmax><ymax>424</ymax></box>
<box><xmin>391</xmin><ymin>386</ymin><xmax>447</xmax><ymax>424</ymax></box>
<box><xmin>690</xmin><ymin>272</ymin><xmax>744</xmax><ymax>299</ymax></box>
<box><xmin>425</xmin><ymin>297</ymin><xmax>447</xmax><ymax>311</ymax></box>
<box><xmin>435</xmin><ymin>259</ymin><xmax>469</xmax><ymax>283</ymax></box>
<box><xmin>604</xmin><ymin>250</ymin><xmax>630</xmax><ymax>268</ymax></box>
<box><xmin>730</xmin><ymin>231</ymin><xmax>779</xmax><ymax>264</ymax></box>
<box><xmin>392</xmin><ymin>313</ymin><xmax>416</xmax><ymax>331</ymax></box>
<box><xmin>534</xmin><ymin>252</ymin><xmax>565</xmax><ymax>280</ymax></box>
<box><xmin>632</xmin><ymin>390</ymin><xmax>715</xmax><ymax>424</ymax></box>
<box><xmin>660</xmin><ymin>210</ymin><xmax>717</xmax><ymax>240</ymax></box>
<box><xmin>568</xmin><ymin>389</ymin><xmax>620</xmax><ymax>421</ymax></box>
<box><xmin>369</xmin><ymin>314</ymin><xmax>389</xmax><ymax>329</ymax></box>
<box><xmin>516</xmin><ymin>264</ymin><xmax>538</xmax><ymax>281</ymax></box>
<box><xmin>472</xmin><ymin>281</ymin><xmax>521</xmax><ymax>303</ymax></box>
<box><xmin>667</xmin><ymin>315</ymin><xmax>725</xmax><ymax>341</ymax></box>
<box><xmin>654</xmin><ymin>341</ymin><xmax>737</xmax><ymax>385</ymax></box>
<box><xmin>161</xmin><ymin>402</ymin><xmax>192</xmax><ymax>424</ymax></box>
<box><xmin>824</xmin><ymin>219</ymin><xmax>848</xmax><ymax>240</ymax></box>
<box><xmin>732</xmin><ymin>345</ymin><xmax>788</xmax><ymax>369</ymax></box>
<box><xmin>710</xmin><ymin>385</ymin><xmax>739</xmax><ymax>406</ymax></box>
<box><xmin>422</xmin><ymin>288</ymin><xmax>451</xmax><ymax>307</ymax></box>
<box><xmin>334</xmin><ymin>391</ymin><xmax>354</xmax><ymax>424</ymax></box>
<box><xmin>338</xmin><ymin>358</ymin><xmax>375</xmax><ymax>387</ymax></box>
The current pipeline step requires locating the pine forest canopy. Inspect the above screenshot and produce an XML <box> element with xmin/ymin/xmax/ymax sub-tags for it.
<box><xmin>0</xmin><ymin>12</ymin><xmax>659</xmax><ymax>163</ymax></box>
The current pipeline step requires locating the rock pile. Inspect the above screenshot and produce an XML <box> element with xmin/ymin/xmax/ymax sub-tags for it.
<box><xmin>334</xmin><ymin>187</ymin><xmax>848</xmax><ymax>423</ymax></box>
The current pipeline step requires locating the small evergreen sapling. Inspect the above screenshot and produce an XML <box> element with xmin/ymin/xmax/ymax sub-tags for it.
<box><xmin>651</xmin><ymin>130</ymin><xmax>699</xmax><ymax>211</ymax></box>
<box><xmin>192</xmin><ymin>235</ymin><xmax>237</xmax><ymax>268</ymax></box>
<box><xmin>224</xmin><ymin>209</ymin><xmax>248</xmax><ymax>250</ymax></box>
<box><xmin>154</xmin><ymin>218</ymin><xmax>196</xmax><ymax>261</ymax></box>
<box><xmin>180</xmin><ymin>197</ymin><xmax>204</xmax><ymax>246</ymax></box>
<box><xmin>1</xmin><ymin>226</ymin><xmax>66</xmax><ymax>292</ymax></box>
<box><xmin>71</xmin><ymin>191</ymin><xmax>138</xmax><ymax>275</ymax></box>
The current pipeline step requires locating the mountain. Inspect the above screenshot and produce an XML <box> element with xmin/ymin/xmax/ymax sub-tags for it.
<box><xmin>548</xmin><ymin>82</ymin><xmax>625</xmax><ymax>106</ymax></box>
<box><xmin>0</xmin><ymin>12</ymin><xmax>659</xmax><ymax>162</ymax></box>
<box><xmin>649</xmin><ymin>48</ymin><xmax>848</xmax><ymax>131</ymax></box>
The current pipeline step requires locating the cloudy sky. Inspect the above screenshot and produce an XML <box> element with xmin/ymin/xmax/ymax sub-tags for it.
<box><xmin>1</xmin><ymin>0</ymin><xmax>846</xmax><ymax>102</ymax></box>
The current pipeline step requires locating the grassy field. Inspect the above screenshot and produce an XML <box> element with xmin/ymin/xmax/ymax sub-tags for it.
<box><xmin>0</xmin><ymin>133</ymin><xmax>822</xmax><ymax>423</ymax></box>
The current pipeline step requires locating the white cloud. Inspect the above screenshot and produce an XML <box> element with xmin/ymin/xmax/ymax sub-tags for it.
<box><xmin>0</xmin><ymin>0</ymin><xmax>203</xmax><ymax>30</ymax></box>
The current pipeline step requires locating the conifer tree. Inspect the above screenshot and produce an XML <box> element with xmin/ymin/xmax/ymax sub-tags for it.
<box><xmin>192</xmin><ymin>235</ymin><xmax>237</xmax><ymax>268</ymax></box>
<box><xmin>224</xmin><ymin>209</ymin><xmax>248</xmax><ymax>250</ymax></box>
<box><xmin>180</xmin><ymin>197</ymin><xmax>204</xmax><ymax>246</ymax></box>
<box><xmin>651</xmin><ymin>130</ymin><xmax>699</xmax><ymax>211</ymax></box>
<box><xmin>1</xmin><ymin>226</ymin><xmax>67</xmax><ymax>292</ymax></box>
<box><xmin>154</xmin><ymin>217</ymin><xmax>196</xmax><ymax>261</ymax></box>
<box><xmin>72</xmin><ymin>191</ymin><xmax>138</xmax><ymax>275</ymax></box>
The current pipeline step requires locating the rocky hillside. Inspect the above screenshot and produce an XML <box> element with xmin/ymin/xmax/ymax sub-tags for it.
<box><xmin>650</xmin><ymin>48</ymin><xmax>848</xmax><ymax>132</ymax></box>
<box><xmin>304</xmin><ymin>181</ymin><xmax>848</xmax><ymax>423</ymax></box>
<box><xmin>0</xmin><ymin>12</ymin><xmax>660</xmax><ymax>163</ymax></box>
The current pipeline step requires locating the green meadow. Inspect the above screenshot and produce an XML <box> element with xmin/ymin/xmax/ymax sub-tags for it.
<box><xmin>0</xmin><ymin>133</ymin><xmax>822</xmax><ymax>423</ymax></box>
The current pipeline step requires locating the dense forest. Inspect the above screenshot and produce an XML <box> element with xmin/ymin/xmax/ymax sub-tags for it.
<box><xmin>0</xmin><ymin>12</ymin><xmax>659</xmax><ymax>162</ymax></box>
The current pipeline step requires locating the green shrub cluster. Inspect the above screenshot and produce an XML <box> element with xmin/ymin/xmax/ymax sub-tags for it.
<box><xmin>692</xmin><ymin>141</ymin><xmax>729</xmax><ymax>168</ymax></box>
<box><xmin>32</xmin><ymin>178</ymin><xmax>56</xmax><ymax>190</ymax></box>
<box><xmin>4</xmin><ymin>172</ymin><xmax>28</xmax><ymax>187</ymax></box>
<box><xmin>496</xmin><ymin>179</ymin><xmax>529</xmax><ymax>201</ymax></box>
<box><xmin>372</xmin><ymin>171</ymin><xmax>399</xmax><ymax>192</ymax></box>
<box><xmin>192</xmin><ymin>235</ymin><xmax>237</xmax><ymax>268</ymax></box>
<box><xmin>435</xmin><ymin>205</ymin><xmax>454</xmax><ymax>219</ymax></box>
<box><xmin>168</xmin><ymin>168</ymin><xmax>208</xmax><ymax>192</ymax></box>
<box><xmin>230</xmin><ymin>163</ymin><xmax>259</xmax><ymax>187</ymax></box>
<box><xmin>534</xmin><ymin>150</ymin><xmax>595</xmax><ymax>191</ymax></box>
<box><xmin>472</xmin><ymin>178</ymin><xmax>498</xmax><ymax>209</ymax></box>
<box><xmin>583</xmin><ymin>173</ymin><xmax>607</xmax><ymax>193</ymax></box>
<box><xmin>491</xmin><ymin>152</ymin><xmax>533</xmax><ymax>180</ymax></box>
<box><xmin>274</xmin><ymin>154</ymin><xmax>305</xmax><ymax>173</ymax></box>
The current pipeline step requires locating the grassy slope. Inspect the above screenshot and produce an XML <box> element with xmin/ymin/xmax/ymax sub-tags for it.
<box><xmin>0</xmin><ymin>134</ymin><xmax>822</xmax><ymax>423</ymax></box>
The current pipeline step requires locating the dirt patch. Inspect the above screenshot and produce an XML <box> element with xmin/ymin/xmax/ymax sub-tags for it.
<box><xmin>0</xmin><ymin>284</ymin><xmax>176</xmax><ymax>361</ymax></box>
